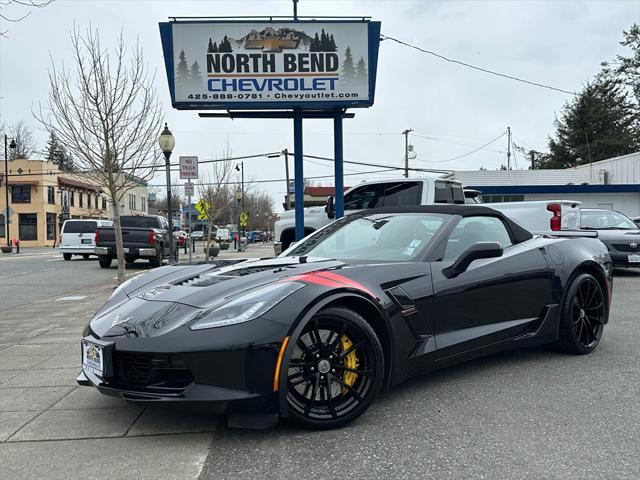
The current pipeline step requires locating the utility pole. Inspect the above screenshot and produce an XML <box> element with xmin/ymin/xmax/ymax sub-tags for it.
<box><xmin>506</xmin><ymin>126</ymin><xmax>512</xmax><ymax>171</ymax></box>
<box><xmin>402</xmin><ymin>128</ymin><xmax>412</xmax><ymax>178</ymax></box>
<box><xmin>283</xmin><ymin>149</ymin><xmax>291</xmax><ymax>210</ymax></box>
<box><xmin>530</xmin><ymin>150</ymin><xmax>535</xmax><ymax>170</ymax></box>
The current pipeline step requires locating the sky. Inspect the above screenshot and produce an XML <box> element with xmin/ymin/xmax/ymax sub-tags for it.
<box><xmin>1</xmin><ymin>0</ymin><xmax>639</xmax><ymax>211</ymax></box>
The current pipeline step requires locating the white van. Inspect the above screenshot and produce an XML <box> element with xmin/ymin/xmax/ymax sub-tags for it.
<box><xmin>59</xmin><ymin>219</ymin><xmax>112</xmax><ymax>260</ymax></box>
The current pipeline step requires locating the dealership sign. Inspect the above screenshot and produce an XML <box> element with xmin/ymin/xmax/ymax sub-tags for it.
<box><xmin>159</xmin><ymin>20</ymin><xmax>381</xmax><ymax>110</ymax></box>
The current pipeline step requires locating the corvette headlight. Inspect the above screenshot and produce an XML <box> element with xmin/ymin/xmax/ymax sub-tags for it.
<box><xmin>190</xmin><ymin>282</ymin><xmax>305</xmax><ymax>330</ymax></box>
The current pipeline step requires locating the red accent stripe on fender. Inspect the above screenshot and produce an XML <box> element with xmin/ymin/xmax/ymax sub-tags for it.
<box><xmin>286</xmin><ymin>273</ymin><xmax>346</xmax><ymax>289</ymax></box>
<box><xmin>313</xmin><ymin>271</ymin><xmax>376</xmax><ymax>298</ymax></box>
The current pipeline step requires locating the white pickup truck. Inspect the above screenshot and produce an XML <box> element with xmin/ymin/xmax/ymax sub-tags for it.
<box><xmin>274</xmin><ymin>178</ymin><xmax>465</xmax><ymax>254</ymax></box>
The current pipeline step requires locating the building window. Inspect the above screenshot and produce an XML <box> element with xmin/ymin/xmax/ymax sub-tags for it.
<box><xmin>102</xmin><ymin>197</ymin><xmax>107</xmax><ymax>210</ymax></box>
<box><xmin>87</xmin><ymin>194</ymin><xmax>91</xmax><ymax>209</ymax></box>
<box><xmin>96</xmin><ymin>194</ymin><xmax>100</xmax><ymax>210</ymax></box>
<box><xmin>18</xmin><ymin>213</ymin><xmax>38</xmax><ymax>241</ymax></box>
<box><xmin>48</xmin><ymin>186</ymin><xmax>55</xmax><ymax>204</ymax></box>
<box><xmin>11</xmin><ymin>185</ymin><xmax>31</xmax><ymax>203</ymax></box>
<box><xmin>0</xmin><ymin>214</ymin><xmax>5</xmax><ymax>238</ymax></box>
<box><xmin>129</xmin><ymin>193</ymin><xmax>136</xmax><ymax>211</ymax></box>
<box><xmin>79</xmin><ymin>192</ymin><xmax>83</xmax><ymax>208</ymax></box>
<box><xmin>141</xmin><ymin>197</ymin><xmax>146</xmax><ymax>212</ymax></box>
<box><xmin>46</xmin><ymin>213</ymin><xmax>57</xmax><ymax>240</ymax></box>
<box><xmin>70</xmin><ymin>191</ymin><xmax>75</xmax><ymax>207</ymax></box>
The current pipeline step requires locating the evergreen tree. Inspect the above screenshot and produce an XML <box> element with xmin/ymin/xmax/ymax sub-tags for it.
<box><xmin>600</xmin><ymin>23</ymin><xmax>640</xmax><ymax>148</ymax></box>
<box><xmin>190</xmin><ymin>61</ymin><xmax>202</xmax><ymax>89</ymax></box>
<box><xmin>207</xmin><ymin>38</ymin><xmax>215</xmax><ymax>53</ymax></box>
<box><xmin>176</xmin><ymin>49</ymin><xmax>190</xmax><ymax>88</ymax></box>
<box><xmin>218</xmin><ymin>36</ymin><xmax>232</xmax><ymax>53</ymax></box>
<box><xmin>540</xmin><ymin>78</ymin><xmax>637</xmax><ymax>169</ymax></box>
<box><xmin>44</xmin><ymin>131</ymin><xmax>76</xmax><ymax>172</ymax></box>
<box><xmin>356</xmin><ymin>57</ymin><xmax>367</xmax><ymax>79</ymax></box>
<box><xmin>341</xmin><ymin>46</ymin><xmax>356</xmax><ymax>84</ymax></box>
<box><xmin>212</xmin><ymin>41</ymin><xmax>218</xmax><ymax>53</ymax></box>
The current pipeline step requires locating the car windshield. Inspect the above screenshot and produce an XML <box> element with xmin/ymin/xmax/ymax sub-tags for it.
<box><xmin>581</xmin><ymin>211</ymin><xmax>637</xmax><ymax>230</ymax></box>
<box><xmin>286</xmin><ymin>213</ymin><xmax>448</xmax><ymax>262</ymax></box>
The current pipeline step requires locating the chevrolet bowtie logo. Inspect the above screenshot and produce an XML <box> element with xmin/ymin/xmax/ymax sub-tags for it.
<box><xmin>245</xmin><ymin>37</ymin><xmax>299</xmax><ymax>52</ymax></box>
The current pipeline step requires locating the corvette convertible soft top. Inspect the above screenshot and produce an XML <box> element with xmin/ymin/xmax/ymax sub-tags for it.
<box><xmin>78</xmin><ymin>205</ymin><xmax>612</xmax><ymax>429</ymax></box>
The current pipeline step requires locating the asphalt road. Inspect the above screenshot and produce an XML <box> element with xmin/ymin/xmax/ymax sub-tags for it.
<box><xmin>200</xmin><ymin>269</ymin><xmax>640</xmax><ymax>480</ymax></box>
<box><xmin>0</xmin><ymin>249</ymin><xmax>147</xmax><ymax>312</ymax></box>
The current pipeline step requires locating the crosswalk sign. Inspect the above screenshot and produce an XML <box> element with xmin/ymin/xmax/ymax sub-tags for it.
<box><xmin>195</xmin><ymin>199</ymin><xmax>209</xmax><ymax>219</ymax></box>
<box><xmin>239</xmin><ymin>212</ymin><xmax>248</xmax><ymax>227</ymax></box>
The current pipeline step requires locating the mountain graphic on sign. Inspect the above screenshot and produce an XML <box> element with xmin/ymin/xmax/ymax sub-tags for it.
<box><xmin>233</xmin><ymin>27</ymin><xmax>314</xmax><ymax>52</ymax></box>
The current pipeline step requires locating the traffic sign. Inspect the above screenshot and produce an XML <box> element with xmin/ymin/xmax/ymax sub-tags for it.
<box><xmin>179</xmin><ymin>156</ymin><xmax>198</xmax><ymax>179</ymax></box>
<box><xmin>195</xmin><ymin>199</ymin><xmax>209</xmax><ymax>220</ymax></box>
<box><xmin>239</xmin><ymin>212</ymin><xmax>248</xmax><ymax>228</ymax></box>
<box><xmin>184</xmin><ymin>182</ymin><xmax>194</xmax><ymax>197</ymax></box>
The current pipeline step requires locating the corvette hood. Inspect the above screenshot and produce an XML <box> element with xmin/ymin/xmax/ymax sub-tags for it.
<box><xmin>89</xmin><ymin>257</ymin><xmax>342</xmax><ymax>338</ymax></box>
<box><xmin>125</xmin><ymin>256</ymin><xmax>343</xmax><ymax>307</ymax></box>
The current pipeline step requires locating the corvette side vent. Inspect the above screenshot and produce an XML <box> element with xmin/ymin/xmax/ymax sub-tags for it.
<box><xmin>224</xmin><ymin>265</ymin><xmax>285</xmax><ymax>277</ymax></box>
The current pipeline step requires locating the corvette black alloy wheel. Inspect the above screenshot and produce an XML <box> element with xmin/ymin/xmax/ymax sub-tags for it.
<box><xmin>558</xmin><ymin>273</ymin><xmax>606</xmax><ymax>354</ymax></box>
<box><xmin>286</xmin><ymin>307</ymin><xmax>384</xmax><ymax>429</ymax></box>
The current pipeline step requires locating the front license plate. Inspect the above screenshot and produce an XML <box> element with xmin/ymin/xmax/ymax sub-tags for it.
<box><xmin>122</xmin><ymin>248</ymin><xmax>129</xmax><ymax>253</ymax></box>
<box><xmin>81</xmin><ymin>239</ymin><xmax>92</xmax><ymax>244</ymax></box>
<box><xmin>82</xmin><ymin>340</ymin><xmax>104</xmax><ymax>376</ymax></box>
<box><xmin>629</xmin><ymin>254</ymin><xmax>640</xmax><ymax>263</ymax></box>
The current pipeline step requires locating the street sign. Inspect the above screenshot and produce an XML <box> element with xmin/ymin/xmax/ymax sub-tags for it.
<box><xmin>184</xmin><ymin>181</ymin><xmax>194</xmax><ymax>196</ymax></box>
<box><xmin>239</xmin><ymin>211</ymin><xmax>248</xmax><ymax>228</ymax></box>
<box><xmin>195</xmin><ymin>199</ymin><xmax>209</xmax><ymax>220</ymax></box>
<box><xmin>179</xmin><ymin>156</ymin><xmax>199</xmax><ymax>179</ymax></box>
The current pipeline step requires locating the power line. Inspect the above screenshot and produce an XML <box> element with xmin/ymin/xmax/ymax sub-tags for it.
<box><xmin>380</xmin><ymin>34</ymin><xmax>575</xmax><ymax>96</ymax></box>
<box><xmin>412</xmin><ymin>131</ymin><xmax>508</xmax><ymax>163</ymax></box>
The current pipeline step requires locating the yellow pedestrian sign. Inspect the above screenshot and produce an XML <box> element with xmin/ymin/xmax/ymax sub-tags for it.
<box><xmin>239</xmin><ymin>212</ymin><xmax>248</xmax><ymax>228</ymax></box>
<box><xmin>195</xmin><ymin>199</ymin><xmax>209</xmax><ymax>220</ymax></box>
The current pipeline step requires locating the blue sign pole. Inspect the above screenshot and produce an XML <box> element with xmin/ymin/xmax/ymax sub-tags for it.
<box><xmin>333</xmin><ymin>112</ymin><xmax>345</xmax><ymax>219</ymax></box>
<box><xmin>293</xmin><ymin>110</ymin><xmax>305</xmax><ymax>241</ymax></box>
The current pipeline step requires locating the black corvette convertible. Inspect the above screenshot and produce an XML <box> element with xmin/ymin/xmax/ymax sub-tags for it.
<box><xmin>78</xmin><ymin>206</ymin><xmax>612</xmax><ymax>429</ymax></box>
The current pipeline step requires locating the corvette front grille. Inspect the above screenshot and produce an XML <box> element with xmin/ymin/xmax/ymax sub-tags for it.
<box><xmin>110</xmin><ymin>351</ymin><xmax>193</xmax><ymax>394</ymax></box>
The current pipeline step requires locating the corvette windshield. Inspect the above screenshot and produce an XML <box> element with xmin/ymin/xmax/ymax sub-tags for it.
<box><xmin>287</xmin><ymin>213</ymin><xmax>448</xmax><ymax>261</ymax></box>
<box><xmin>581</xmin><ymin>210</ymin><xmax>637</xmax><ymax>230</ymax></box>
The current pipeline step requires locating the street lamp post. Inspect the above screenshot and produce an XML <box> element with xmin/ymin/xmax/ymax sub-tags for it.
<box><xmin>4</xmin><ymin>135</ymin><xmax>17</xmax><ymax>246</ymax></box>
<box><xmin>236</xmin><ymin>160</ymin><xmax>244</xmax><ymax>235</ymax></box>
<box><xmin>158</xmin><ymin>123</ymin><xmax>176</xmax><ymax>262</ymax></box>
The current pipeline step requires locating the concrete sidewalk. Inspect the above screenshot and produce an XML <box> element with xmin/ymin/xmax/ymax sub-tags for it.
<box><xmin>0</xmin><ymin>243</ymin><xmax>275</xmax><ymax>479</ymax></box>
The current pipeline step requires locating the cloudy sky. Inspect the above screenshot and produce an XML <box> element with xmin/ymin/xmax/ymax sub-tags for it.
<box><xmin>1</xmin><ymin>0</ymin><xmax>638</xmax><ymax>211</ymax></box>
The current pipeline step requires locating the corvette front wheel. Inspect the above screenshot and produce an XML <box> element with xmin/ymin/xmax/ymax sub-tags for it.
<box><xmin>286</xmin><ymin>307</ymin><xmax>384</xmax><ymax>430</ymax></box>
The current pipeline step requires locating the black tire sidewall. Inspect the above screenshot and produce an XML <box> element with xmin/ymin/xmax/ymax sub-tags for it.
<box><xmin>63</xmin><ymin>253</ymin><xmax>72</xmax><ymax>261</ymax></box>
<box><xmin>98</xmin><ymin>256</ymin><xmax>112</xmax><ymax>268</ymax></box>
<box><xmin>286</xmin><ymin>307</ymin><xmax>385</xmax><ymax>430</ymax></box>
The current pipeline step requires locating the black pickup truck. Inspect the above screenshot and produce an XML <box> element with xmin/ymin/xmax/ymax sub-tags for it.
<box><xmin>94</xmin><ymin>215</ymin><xmax>175</xmax><ymax>268</ymax></box>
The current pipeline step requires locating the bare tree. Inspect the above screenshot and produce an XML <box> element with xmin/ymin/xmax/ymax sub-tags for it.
<box><xmin>198</xmin><ymin>146</ymin><xmax>235</xmax><ymax>261</ymax></box>
<box><xmin>0</xmin><ymin>0</ymin><xmax>54</xmax><ymax>37</ymax></box>
<box><xmin>36</xmin><ymin>26</ymin><xmax>163</xmax><ymax>283</ymax></box>
<box><xmin>0</xmin><ymin>121</ymin><xmax>37</xmax><ymax>159</ymax></box>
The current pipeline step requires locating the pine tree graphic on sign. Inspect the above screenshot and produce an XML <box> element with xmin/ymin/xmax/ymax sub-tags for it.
<box><xmin>190</xmin><ymin>61</ymin><xmax>202</xmax><ymax>90</ymax></box>
<box><xmin>341</xmin><ymin>46</ymin><xmax>356</xmax><ymax>85</ymax></box>
<box><xmin>356</xmin><ymin>57</ymin><xmax>367</xmax><ymax>80</ymax></box>
<box><xmin>176</xmin><ymin>49</ymin><xmax>190</xmax><ymax>89</ymax></box>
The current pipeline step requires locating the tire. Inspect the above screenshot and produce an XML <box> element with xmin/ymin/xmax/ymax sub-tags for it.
<box><xmin>63</xmin><ymin>253</ymin><xmax>72</xmax><ymax>261</ymax></box>
<box><xmin>125</xmin><ymin>256</ymin><xmax>136</xmax><ymax>265</ymax></box>
<box><xmin>286</xmin><ymin>307</ymin><xmax>384</xmax><ymax>430</ymax></box>
<box><xmin>98</xmin><ymin>255</ymin><xmax>112</xmax><ymax>269</ymax></box>
<box><xmin>556</xmin><ymin>273</ymin><xmax>606</xmax><ymax>354</ymax></box>
<box><xmin>149</xmin><ymin>248</ymin><xmax>162</xmax><ymax>268</ymax></box>
<box><xmin>82</xmin><ymin>254</ymin><xmax>90</xmax><ymax>260</ymax></box>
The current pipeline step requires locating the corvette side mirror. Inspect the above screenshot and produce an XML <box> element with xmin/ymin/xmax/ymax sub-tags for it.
<box><xmin>443</xmin><ymin>242</ymin><xmax>503</xmax><ymax>278</ymax></box>
<box><xmin>325</xmin><ymin>196</ymin><xmax>336</xmax><ymax>219</ymax></box>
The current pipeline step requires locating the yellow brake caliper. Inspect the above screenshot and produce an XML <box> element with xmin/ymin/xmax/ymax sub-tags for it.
<box><xmin>340</xmin><ymin>335</ymin><xmax>359</xmax><ymax>394</ymax></box>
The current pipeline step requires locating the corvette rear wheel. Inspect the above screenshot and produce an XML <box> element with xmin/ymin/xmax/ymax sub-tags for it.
<box><xmin>286</xmin><ymin>307</ymin><xmax>384</xmax><ymax>430</ymax></box>
<box><xmin>557</xmin><ymin>273</ymin><xmax>606</xmax><ymax>354</ymax></box>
